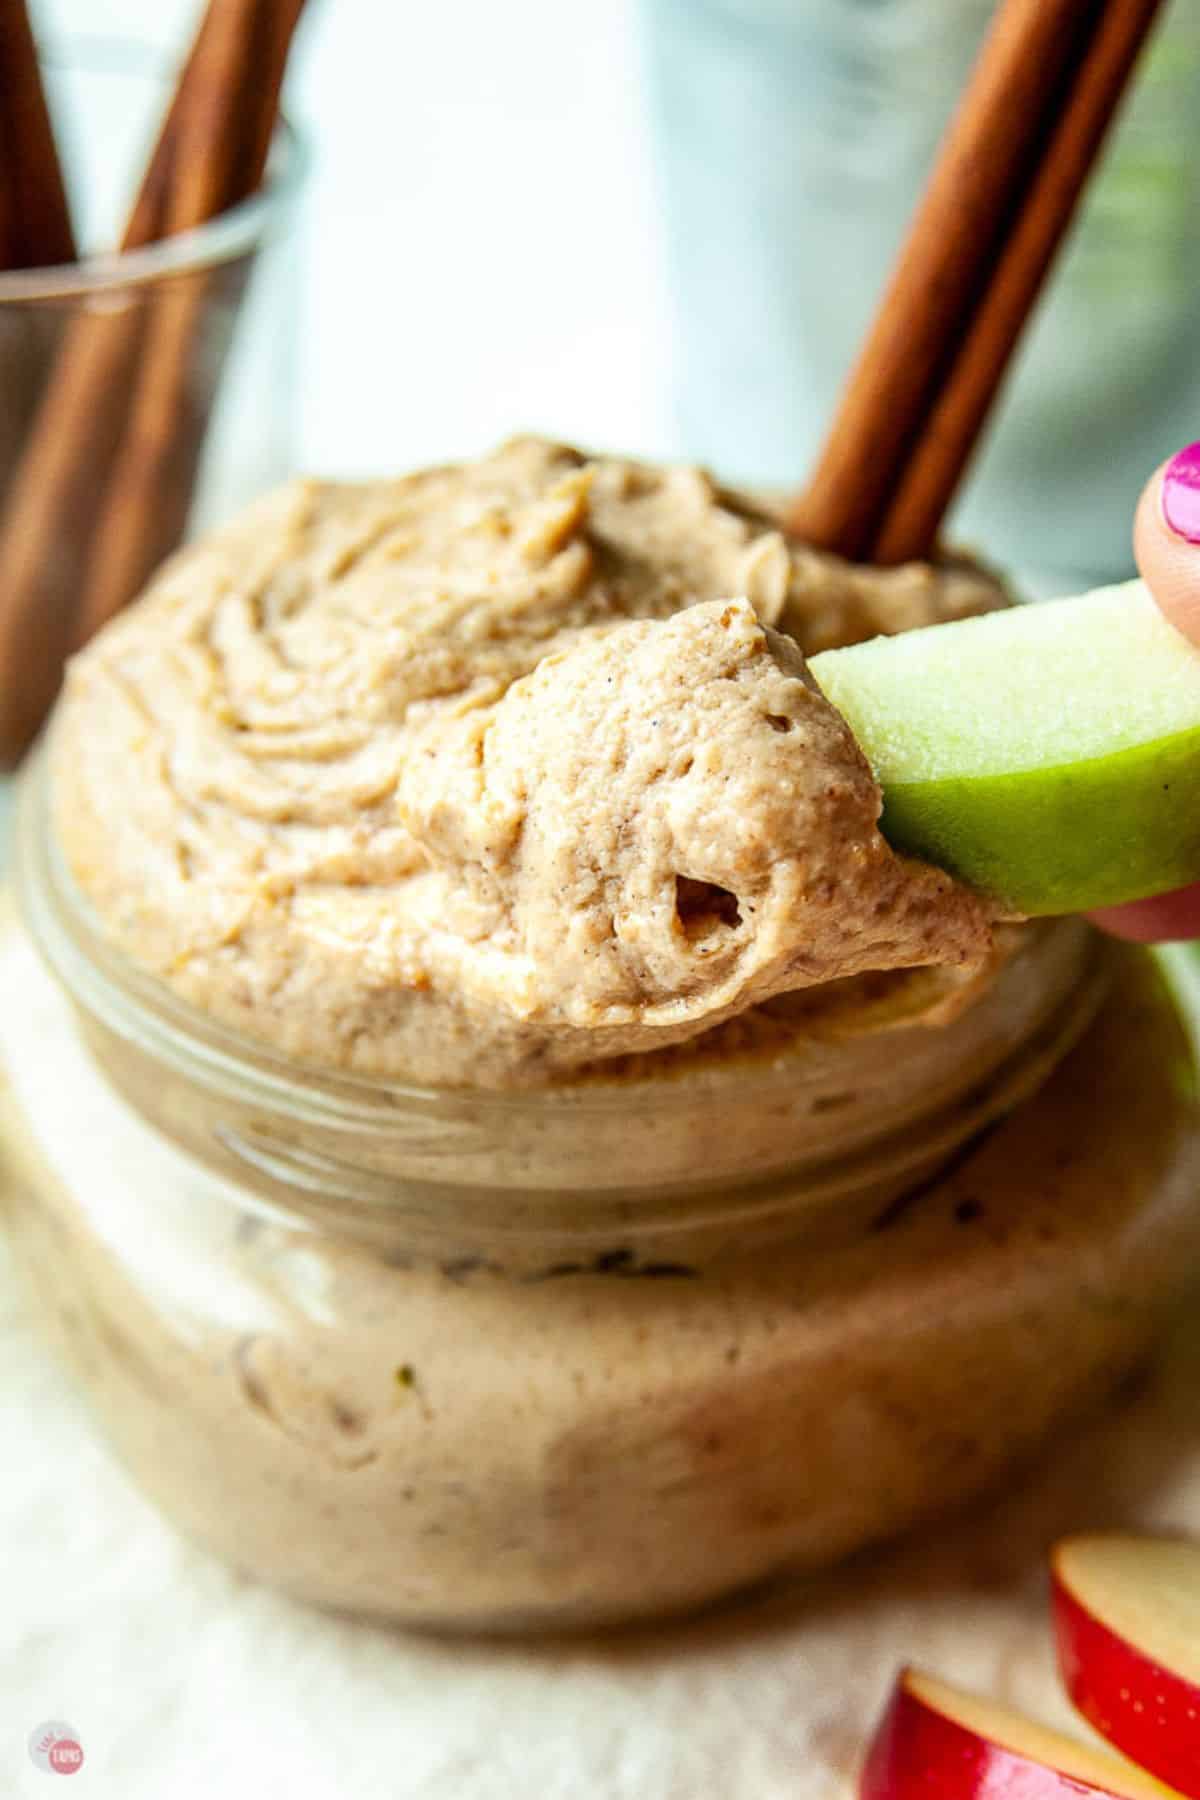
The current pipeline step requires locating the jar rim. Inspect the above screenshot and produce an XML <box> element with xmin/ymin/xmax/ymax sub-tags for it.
<box><xmin>0</xmin><ymin>37</ymin><xmax>308</xmax><ymax>304</ymax></box>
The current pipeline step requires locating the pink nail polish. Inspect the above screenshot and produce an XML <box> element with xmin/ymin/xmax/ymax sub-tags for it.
<box><xmin>1161</xmin><ymin>441</ymin><xmax>1200</xmax><ymax>543</ymax></box>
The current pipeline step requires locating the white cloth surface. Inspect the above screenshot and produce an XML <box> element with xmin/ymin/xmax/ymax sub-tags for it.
<box><xmin>4</xmin><ymin>924</ymin><xmax>1200</xmax><ymax>1798</ymax></box>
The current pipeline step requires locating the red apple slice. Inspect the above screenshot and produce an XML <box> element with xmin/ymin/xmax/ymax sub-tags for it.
<box><xmin>1053</xmin><ymin>1534</ymin><xmax>1200</xmax><ymax>1798</ymax></box>
<box><xmin>861</xmin><ymin>1667</ymin><xmax>1184</xmax><ymax>1798</ymax></box>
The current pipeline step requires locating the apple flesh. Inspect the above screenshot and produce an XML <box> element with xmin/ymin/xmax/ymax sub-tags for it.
<box><xmin>1053</xmin><ymin>1534</ymin><xmax>1200</xmax><ymax>1798</ymax></box>
<box><xmin>808</xmin><ymin>580</ymin><xmax>1200</xmax><ymax>915</ymax></box>
<box><xmin>860</xmin><ymin>1667</ymin><xmax>1184</xmax><ymax>1798</ymax></box>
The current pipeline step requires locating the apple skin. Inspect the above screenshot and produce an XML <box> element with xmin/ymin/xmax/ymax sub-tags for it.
<box><xmin>859</xmin><ymin>1669</ymin><xmax>1149</xmax><ymax>1799</ymax></box>
<box><xmin>877</xmin><ymin>726</ymin><xmax>1200</xmax><ymax>916</ymax></box>
<box><xmin>860</xmin><ymin>1677</ymin><xmax>998</xmax><ymax>1799</ymax></box>
<box><xmin>1053</xmin><ymin>1566</ymin><xmax>1200</xmax><ymax>1799</ymax></box>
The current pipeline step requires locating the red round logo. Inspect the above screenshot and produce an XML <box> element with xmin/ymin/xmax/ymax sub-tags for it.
<box><xmin>49</xmin><ymin>1739</ymin><xmax>84</xmax><ymax>1775</ymax></box>
<box><xmin>28</xmin><ymin>1722</ymin><xmax>85</xmax><ymax>1777</ymax></box>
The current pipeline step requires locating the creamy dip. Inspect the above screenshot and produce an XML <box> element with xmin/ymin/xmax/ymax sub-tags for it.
<box><xmin>50</xmin><ymin>437</ymin><xmax>1000</xmax><ymax>1086</ymax></box>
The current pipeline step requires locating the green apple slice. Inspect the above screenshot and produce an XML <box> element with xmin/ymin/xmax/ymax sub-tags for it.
<box><xmin>808</xmin><ymin>580</ymin><xmax>1200</xmax><ymax>915</ymax></box>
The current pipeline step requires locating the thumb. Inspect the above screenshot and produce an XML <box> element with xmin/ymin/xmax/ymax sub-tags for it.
<box><xmin>1134</xmin><ymin>444</ymin><xmax>1200</xmax><ymax>644</ymax></box>
<box><xmin>1088</xmin><ymin>446</ymin><xmax>1200</xmax><ymax>942</ymax></box>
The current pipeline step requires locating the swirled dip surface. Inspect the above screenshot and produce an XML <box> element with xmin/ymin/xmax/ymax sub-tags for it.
<box><xmin>50</xmin><ymin>438</ymin><xmax>1001</xmax><ymax>1085</ymax></box>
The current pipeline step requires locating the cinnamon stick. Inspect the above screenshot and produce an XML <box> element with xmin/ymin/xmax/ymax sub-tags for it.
<box><xmin>0</xmin><ymin>0</ymin><xmax>76</xmax><ymax>546</ymax></box>
<box><xmin>870</xmin><ymin>0</ymin><xmax>1164</xmax><ymax>565</ymax></box>
<box><xmin>0</xmin><ymin>0</ymin><xmax>306</xmax><ymax>765</ymax></box>
<box><xmin>785</xmin><ymin>0</ymin><xmax>1112</xmax><ymax>561</ymax></box>
<box><xmin>78</xmin><ymin>0</ymin><xmax>306</xmax><ymax>641</ymax></box>
<box><xmin>0</xmin><ymin>0</ymin><xmax>74</xmax><ymax>270</ymax></box>
<box><xmin>121</xmin><ymin>0</ymin><xmax>244</xmax><ymax>252</ymax></box>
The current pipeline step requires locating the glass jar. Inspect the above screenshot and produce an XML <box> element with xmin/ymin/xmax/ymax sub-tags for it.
<box><xmin>2</xmin><ymin>36</ymin><xmax>307</xmax><ymax>530</ymax></box>
<box><xmin>3</xmin><ymin>755</ymin><xmax>1200</xmax><ymax>1633</ymax></box>
<box><xmin>0</xmin><ymin>36</ymin><xmax>306</xmax><ymax>841</ymax></box>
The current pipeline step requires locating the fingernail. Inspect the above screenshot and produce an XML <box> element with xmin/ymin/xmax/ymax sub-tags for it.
<box><xmin>1161</xmin><ymin>441</ymin><xmax>1200</xmax><ymax>543</ymax></box>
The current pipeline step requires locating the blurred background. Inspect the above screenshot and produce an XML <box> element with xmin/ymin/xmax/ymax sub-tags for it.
<box><xmin>27</xmin><ymin>0</ymin><xmax>1200</xmax><ymax>584</ymax></box>
<box><xmin>30</xmin><ymin>0</ymin><xmax>678</xmax><ymax>475</ymax></box>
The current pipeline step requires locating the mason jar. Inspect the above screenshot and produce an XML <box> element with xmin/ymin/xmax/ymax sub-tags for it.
<box><xmin>2</xmin><ymin>750</ymin><xmax>1199</xmax><ymax>1632</ymax></box>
